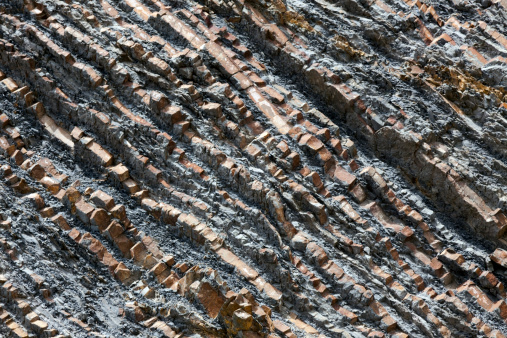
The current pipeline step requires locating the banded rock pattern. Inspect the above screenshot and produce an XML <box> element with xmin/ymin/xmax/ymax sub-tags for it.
<box><xmin>0</xmin><ymin>0</ymin><xmax>505</xmax><ymax>336</ymax></box>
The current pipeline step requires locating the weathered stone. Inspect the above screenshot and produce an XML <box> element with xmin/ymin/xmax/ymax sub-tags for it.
<box><xmin>197</xmin><ymin>282</ymin><xmax>226</xmax><ymax>319</ymax></box>
<box><xmin>90</xmin><ymin>190</ymin><xmax>115</xmax><ymax>210</ymax></box>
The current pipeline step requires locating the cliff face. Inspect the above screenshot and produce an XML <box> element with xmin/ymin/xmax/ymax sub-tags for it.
<box><xmin>0</xmin><ymin>0</ymin><xmax>505</xmax><ymax>336</ymax></box>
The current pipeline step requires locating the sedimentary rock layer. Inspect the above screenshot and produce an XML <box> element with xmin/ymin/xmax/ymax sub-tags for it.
<box><xmin>0</xmin><ymin>0</ymin><xmax>505</xmax><ymax>336</ymax></box>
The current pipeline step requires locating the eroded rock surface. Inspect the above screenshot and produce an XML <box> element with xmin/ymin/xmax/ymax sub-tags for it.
<box><xmin>0</xmin><ymin>0</ymin><xmax>505</xmax><ymax>336</ymax></box>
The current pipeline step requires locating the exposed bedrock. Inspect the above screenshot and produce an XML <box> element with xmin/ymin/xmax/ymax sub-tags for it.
<box><xmin>0</xmin><ymin>0</ymin><xmax>505</xmax><ymax>337</ymax></box>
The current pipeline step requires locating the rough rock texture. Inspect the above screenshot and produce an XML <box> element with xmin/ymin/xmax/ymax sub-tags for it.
<box><xmin>0</xmin><ymin>0</ymin><xmax>505</xmax><ymax>336</ymax></box>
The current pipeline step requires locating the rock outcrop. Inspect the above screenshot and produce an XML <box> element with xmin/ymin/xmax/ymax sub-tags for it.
<box><xmin>0</xmin><ymin>0</ymin><xmax>505</xmax><ymax>336</ymax></box>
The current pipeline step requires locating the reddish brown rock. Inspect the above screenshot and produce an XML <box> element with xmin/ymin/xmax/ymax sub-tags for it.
<box><xmin>197</xmin><ymin>282</ymin><xmax>226</xmax><ymax>319</ymax></box>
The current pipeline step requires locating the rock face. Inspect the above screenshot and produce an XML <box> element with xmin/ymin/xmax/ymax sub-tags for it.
<box><xmin>0</xmin><ymin>0</ymin><xmax>505</xmax><ymax>336</ymax></box>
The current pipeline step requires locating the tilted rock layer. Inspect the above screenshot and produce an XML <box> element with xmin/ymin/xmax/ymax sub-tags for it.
<box><xmin>0</xmin><ymin>0</ymin><xmax>505</xmax><ymax>336</ymax></box>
